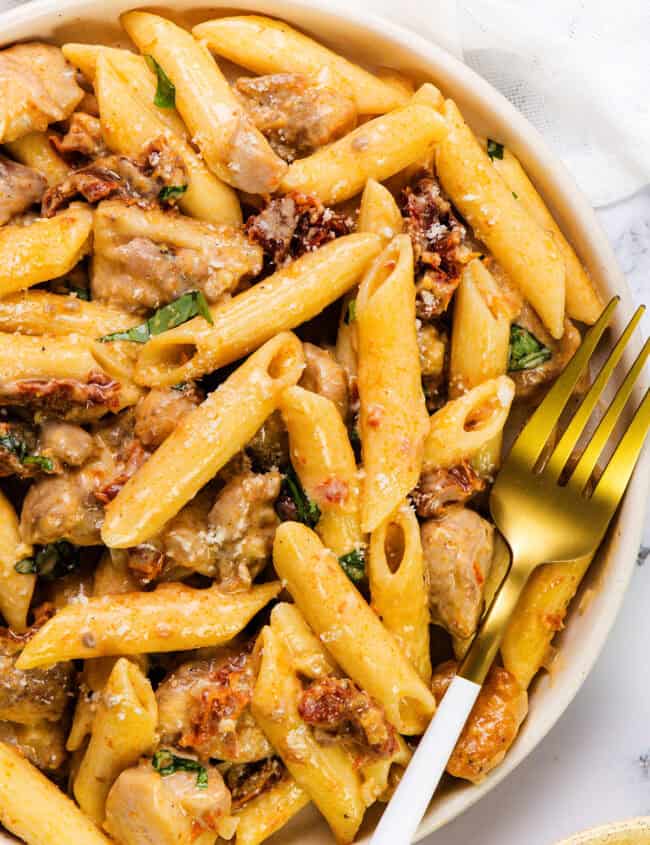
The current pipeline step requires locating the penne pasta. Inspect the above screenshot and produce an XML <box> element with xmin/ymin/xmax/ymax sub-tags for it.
<box><xmin>103</xmin><ymin>333</ymin><xmax>305</xmax><ymax>547</ymax></box>
<box><xmin>0</xmin><ymin>203</ymin><xmax>92</xmax><ymax>296</ymax></box>
<box><xmin>0</xmin><ymin>291</ymin><xmax>139</xmax><ymax>337</ymax></box>
<box><xmin>251</xmin><ymin>624</ymin><xmax>366</xmax><ymax>843</ymax></box>
<box><xmin>281</xmin><ymin>104</ymin><xmax>447</xmax><ymax>204</ymax></box>
<box><xmin>95</xmin><ymin>52</ymin><xmax>241</xmax><ymax>225</ymax></box>
<box><xmin>269</xmin><ymin>602</ymin><xmax>337</xmax><ymax>680</ymax></box>
<box><xmin>356</xmin><ymin>235</ymin><xmax>429</xmax><ymax>532</ymax></box>
<box><xmin>424</xmin><ymin>375</ymin><xmax>515</xmax><ymax>470</ymax></box>
<box><xmin>0</xmin><ymin>490</ymin><xmax>34</xmax><ymax>633</ymax></box>
<box><xmin>435</xmin><ymin>100</ymin><xmax>566</xmax><ymax>339</ymax></box>
<box><xmin>280</xmin><ymin>385</ymin><xmax>363</xmax><ymax>557</ymax></box>
<box><xmin>369</xmin><ymin>502</ymin><xmax>431</xmax><ymax>683</ymax></box>
<box><xmin>273</xmin><ymin>522</ymin><xmax>436</xmax><ymax>734</ymax></box>
<box><xmin>73</xmin><ymin>659</ymin><xmax>157</xmax><ymax>824</ymax></box>
<box><xmin>234</xmin><ymin>775</ymin><xmax>310</xmax><ymax>845</ymax></box>
<box><xmin>135</xmin><ymin>233</ymin><xmax>381</xmax><ymax>387</ymax></box>
<box><xmin>16</xmin><ymin>581</ymin><xmax>281</xmax><ymax>669</ymax></box>
<box><xmin>357</xmin><ymin>178</ymin><xmax>404</xmax><ymax>244</ymax></box>
<box><xmin>193</xmin><ymin>15</ymin><xmax>407</xmax><ymax>114</ymax></box>
<box><xmin>122</xmin><ymin>11</ymin><xmax>287</xmax><ymax>194</ymax></box>
<box><xmin>5</xmin><ymin>131</ymin><xmax>70</xmax><ymax>187</ymax></box>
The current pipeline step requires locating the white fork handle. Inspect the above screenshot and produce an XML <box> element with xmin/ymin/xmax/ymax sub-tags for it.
<box><xmin>370</xmin><ymin>676</ymin><xmax>481</xmax><ymax>845</ymax></box>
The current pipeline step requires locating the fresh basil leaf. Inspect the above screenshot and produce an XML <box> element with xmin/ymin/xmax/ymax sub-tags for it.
<box><xmin>508</xmin><ymin>324</ymin><xmax>552</xmax><ymax>371</ymax></box>
<box><xmin>487</xmin><ymin>138</ymin><xmax>504</xmax><ymax>161</ymax></box>
<box><xmin>70</xmin><ymin>286</ymin><xmax>91</xmax><ymax>301</ymax></box>
<box><xmin>152</xmin><ymin>750</ymin><xmax>207</xmax><ymax>788</ymax></box>
<box><xmin>0</xmin><ymin>433</ymin><xmax>27</xmax><ymax>461</ymax></box>
<box><xmin>338</xmin><ymin>549</ymin><xmax>365</xmax><ymax>583</ymax></box>
<box><xmin>145</xmin><ymin>55</ymin><xmax>176</xmax><ymax>109</ymax></box>
<box><xmin>279</xmin><ymin>468</ymin><xmax>321</xmax><ymax>528</ymax></box>
<box><xmin>343</xmin><ymin>298</ymin><xmax>356</xmax><ymax>325</ymax></box>
<box><xmin>23</xmin><ymin>455</ymin><xmax>54</xmax><ymax>473</ymax></box>
<box><xmin>159</xmin><ymin>184</ymin><xmax>188</xmax><ymax>202</ymax></box>
<box><xmin>14</xmin><ymin>541</ymin><xmax>80</xmax><ymax>580</ymax></box>
<box><xmin>99</xmin><ymin>291</ymin><xmax>213</xmax><ymax>343</ymax></box>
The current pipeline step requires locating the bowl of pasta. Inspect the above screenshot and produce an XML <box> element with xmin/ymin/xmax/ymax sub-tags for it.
<box><xmin>0</xmin><ymin>2</ymin><xmax>647</xmax><ymax>845</ymax></box>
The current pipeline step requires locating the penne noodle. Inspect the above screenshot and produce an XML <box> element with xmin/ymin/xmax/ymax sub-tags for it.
<box><xmin>269</xmin><ymin>602</ymin><xmax>337</xmax><ymax>680</ymax></box>
<box><xmin>423</xmin><ymin>375</ymin><xmax>515</xmax><ymax>470</ymax></box>
<box><xmin>0</xmin><ymin>291</ymin><xmax>138</xmax><ymax>337</ymax></box>
<box><xmin>358</xmin><ymin>178</ymin><xmax>404</xmax><ymax>244</ymax></box>
<box><xmin>0</xmin><ymin>742</ymin><xmax>112</xmax><ymax>845</ymax></box>
<box><xmin>193</xmin><ymin>15</ymin><xmax>407</xmax><ymax>114</ymax></box>
<box><xmin>5</xmin><ymin>131</ymin><xmax>70</xmax><ymax>187</ymax></box>
<box><xmin>103</xmin><ymin>333</ymin><xmax>305</xmax><ymax>547</ymax></box>
<box><xmin>95</xmin><ymin>52</ymin><xmax>241</xmax><ymax>225</ymax></box>
<box><xmin>280</xmin><ymin>385</ymin><xmax>364</xmax><ymax>558</ymax></box>
<box><xmin>16</xmin><ymin>581</ymin><xmax>281</xmax><ymax>669</ymax></box>
<box><xmin>435</xmin><ymin>100</ymin><xmax>566</xmax><ymax>339</ymax></box>
<box><xmin>122</xmin><ymin>11</ymin><xmax>287</xmax><ymax>194</ymax></box>
<box><xmin>0</xmin><ymin>203</ymin><xmax>92</xmax><ymax>296</ymax></box>
<box><xmin>368</xmin><ymin>502</ymin><xmax>431</xmax><ymax>683</ymax></box>
<box><xmin>0</xmin><ymin>490</ymin><xmax>34</xmax><ymax>633</ymax></box>
<box><xmin>135</xmin><ymin>233</ymin><xmax>381</xmax><ymax>387</ymax></box>
<box><xmin>273</xmin><ymin>522</ymin><xmax>436</xmax><ymax>734</ymax></box>
<box><xmin>281</xmin><ymin>104</ymin><xmax>447</xmax><ymax>204</ymax></box>
<box><xmin>73</xmin><ymin>659</ymin><xmax>157</xmax><ymax>824</ymax></box>
<box><xmin>356</xmin><ymin>235</ymin><xmax>429</xmax><ymax>532</ymax></box>
<box><xmin>234</xmin><ymin>775</ymin><xmax>310</xmax><ymax>845</ymax></box>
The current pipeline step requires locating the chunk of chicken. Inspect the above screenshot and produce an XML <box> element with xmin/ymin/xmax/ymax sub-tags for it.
<box><xmin>0</xmin><ymin>153</ymin><xmax>46</xmax><ymax>225</ymax></box>
<box><xmin>207</xmin><ymin>470</ymin><xmax>282</xmax><ymax>588</ymax></box>
<box><xmin>431</xmin><ymin>661</ymin><xmax>528</xmax><ymax>783</ymax></box>
<box><xmin>39</xmin><ymin>420</ymin><xmax>94</xmax><ymax>467</ymax></box>
<box><xmin>134</xmin><ymin>384</ymin><xmax>204</xmax><ymax>449</ymax></box>
<box><xmin>50</xmin><ymin>112</ymin><xmax>107</xmax><ymax>162</ymax></box>
<box><xmin>421</xmin><ymin>506</ymin><xmax>494</xmax><ymax>639</ymax></box>
<box><xmin>235</xmin><ymin>73</ymin><xmax>357</xmax><ymax>163</ymax></box>
<box><xmin>300</xmin><ymin>342</ymin><xmax>349</xmax><ymax>419</ymax></box>
<box><xmin>0</xmin><ymin>43</ymin><xmax>83</xmax><ymax>143</ymax></box>
<box><xmin>0</xmin><ymin>719</ymin><xmax>67</xmax><ymax>772</ymax></box>
<box><xmin>92</xmin><ymin>200</ymin><xmax>263</xmax><ymax>313</ymax></box>
<box><xmin>157</xmin><ymin>649</ymin><xmax>273</xmax><ymax>763</ymax></box>
<box><xmin>411</xmin><ymin>461</ymin><xmax>485</xmax><ymax>518</ymax></box>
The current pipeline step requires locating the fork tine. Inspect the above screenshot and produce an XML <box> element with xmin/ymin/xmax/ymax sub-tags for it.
<box><xmin>508</xmin><ymin>297</ymin><xmax>619</xmax><ymax>469</ymax></box>
<box><xmin>587</xmin><ymin>388</ymin><xmax>650</xmax><ymax>524</ymax></box>
<box><xmin>570</xmin><ymin>337</ymin><xmax>650</xmax><ymax>491</ymax></box>
<box><xmin>545</xmin><ymin>306</ymin><xmax>645</xmax><ymax>481</ymax></box>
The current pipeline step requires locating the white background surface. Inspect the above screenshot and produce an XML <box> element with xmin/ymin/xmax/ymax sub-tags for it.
<box><xmin>0</xmin><ymin>0</ymin><xmax>648</xmax><ymax>842</ymax></box>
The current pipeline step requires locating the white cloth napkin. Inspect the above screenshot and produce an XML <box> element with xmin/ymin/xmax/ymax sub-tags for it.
<box><xmin>365</xmin><ymin>0</ymin><xmax>650</xmax><ymax>208</ymax></box>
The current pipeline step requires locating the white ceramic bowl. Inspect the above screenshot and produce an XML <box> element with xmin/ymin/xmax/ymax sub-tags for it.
<box><xmin>0</xmin><ymin>2</ymin><xmax>648</xmax><ymax>843</ymax></box>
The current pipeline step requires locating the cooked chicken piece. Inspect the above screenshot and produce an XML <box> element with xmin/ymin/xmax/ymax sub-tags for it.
<box><xmin>235</xmin><ymin>72</ymin><xmax>357</xmax><ymax>163</ymax></box>
<box><xmin>245</xmin><ymin>192</ymin><xmax>353</xmax><ymax>271</ymax></box>
<box><xmin>0</xmin><ymin>633</ymin><xmax>74</xmax><ymax>724</ymax></box>
<box><xmin>105</xmin><ymin>759</ymin><xmax>232</xmax><ymax>845</ymax></box>
<box><xmin>93</xmin><ymin>438</ymin><xmax>148</xmax><ymax>505</ymax></box>
<box><xmin>50</xmin><ymin>111</ymin><xmax>107</xmax><ymax>162</ymax></box>
<box><xmin>134</xmin><ymin>384</ymin><xmax>204</xmax><ymax>449</ymax></box>
<box><xmin>300</xmin><ymin>342</ymin><xmax>349</xmax><ymax>419</ymax></box>
<box><xmin>0</xmin><ymin>718</ymin><xmax>67</xmax><ymax>771</ymax></box>
<box><xmin>92</xmin><ymin>200</ymin><xmax>263</xmax><ymax>313</ymax></box>
<box><xmin>39</xmin><ymin>420</ymin><xmax>94</xmax><ymax>466</ymax></box>
<box><xmin>0</xmin><ymin>372</ymin><xmax>121</xmax><ymax>423</ymax></box>
<box><xmin>157</xmin><ymin>649</ymin><xmax>273</xmax><ymax>763</ymax></box>
<box><xmin>411</xmin><ymin>461</ymin><xmax>486</xmax><ymax>518</ymax></box>
<box><xmin>0</xmin><ymin>153</ymin><xmax>46</xmax><ymax>225</ymax></box>
<box><xmin>246</xmin><ymin>410</ymin><xmax>290</xmax><ymax>471</ymax></box>
<box><xmin>299</xmin><ymin>676</ymin><xmax>398</xmax><ymax>758</ymax></box>
<box><xmin>431</xmin><ymin>660</ymin><xmax>528</xmax><ymax>783</ymax></box>
<box><xmin>207</xmin><ymin>470</ymin><xmax>282</xmax><ymax>588</ymax></box>
<box><xmin>0</xmin><ymin>418</ymin><xmax>41</xmax><ymax>479</ymax></box>
<box><xmin>42</xmin><ymin>136</ymin><xmax>187</xmax><ymax>216</ymax></box>
<box><xmin>0</xmin><ymin>43</ymin><xmax>83</xmax><ymax>143</ymax></box>
<box><xmin>402</xmin><ymin>174</ymin><xmax>469</xmax><ymax>319</ymax></box>
<box><xmin>421</xmin><ymin>506</ymin><xmax>494</xmax><ymax>639</ymax></box>
<box><xmin>509</xmin><ymin>303</ymin><xmax>582</xmax><ymax>399</ymax></box>
<box><xmin>224</xmin><ymin>758</ymin><xmax>285</xmax><ymax>810</ymax></box>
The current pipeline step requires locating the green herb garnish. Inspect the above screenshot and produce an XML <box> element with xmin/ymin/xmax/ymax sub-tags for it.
<box><xmin>15</xmin><ymin>541</ymin><xmax>81</xmax><ymax>580</ymax></box>
<box><xmin>171</xmin><ymin>382</ymin><xmax>188</xmax><ymax>391</ymax></box>
<box><xmin>99</xmin><ymin>291</ymin><xmax>213</xmax><ymax>343</ymax></box>
<box><xmin>487</xmin><ymin>138</ymin><xmax>504</xmax><ymax>161</ymax></box>
<box><xmin>279</xmin><ymin>468</ymin><xmax>321</xmax><ymax>528</ymax></box>
<box><xmin>23</xmin><ymin>455</ymin><xmax>54</xmax><ymax>472</ymax></box>
<box><xmin>144</xmin><ymin>55</ymin><xmax>176</xmax><ymax>109</ymax></box>
<box><xmin>338</xmin><ymin>549</ymin><xmax>365</xmax><ymax>583</ymax></box>
<box><xmin>512</xmin><ymin>191</ymin><xmax>519</xmax><ymax>199</ymax></box>
<box><xmin>152</xmin><ymin>750</ymin><xmax>208</xmax><ymax>788</ymax></box>
<box><xmin>0</xmin><ymin>433</ymin><xmax>27</xmax><ymax>461</ymax></box>
<box><xmin>159</xmin><ymin>184</ymin><xmax>188</xmax><ymax>202</ymax></box>
<box><xmin>344</xmin><ymin>299</ymin><xmax>356</xmax><ymax>325</ymax></box>
<box><xmin>508</xmin><ymin>324</ymin><xmax>552</xmax><ymax>371</ymax></box>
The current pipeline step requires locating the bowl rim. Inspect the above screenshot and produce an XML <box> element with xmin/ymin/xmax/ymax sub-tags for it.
<box><xmin>0</xmin><ymin>1</ymin><xmax>648</xmax><ymax>842</ymax></box>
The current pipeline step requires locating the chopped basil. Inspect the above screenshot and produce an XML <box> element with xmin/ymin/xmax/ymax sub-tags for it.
<box><xmin>144</xmin><ymin>55</ymin><xmax>176</xmax><ymax>109</ymax></box>
<box><xmin>0</xmin><ymin>433</ymin><xmax>27</xmax><ymax>461</ymax></box>
<box><xmin>152</xmin><ymin>750</ymin><xmax>208</xmax><ymax>788</ymax></box>
<box><xmin>171</xmin><ymin>382</ymin><xmax>188</xmax><ymax>391</ymax></box>
<box><xmin>279</xmin><ymin>468</ymin><xmax>321</xmax><ymax>528</ymax></box>
<box><xmin>487</xmin><ymin>138</ymin><xmax>504</xmax><ymax>161</ymax></box>
<box><xmin>338</xmin><ymin>549</ymin><xmax>365</xmax><ymax>583</ymax></box>
<box><xmin>508</xmin><ymin>324</ymin><xmax>552</xmax><ymax>371</ymax></box>
<box><xmin>15</xmin><ymin>541</ymin><xmax>81</xmax><ymax>580</ymax></box>
<box><xmin>159</xmin><ymin>184</ymin><xmax>188</xmax><ymax>202</ymax></box>
<box><xmin>344</xmin><ymin>299</ymin><xmax>356</xmax><ymax>325</ymax></box>
<box><xmin>70</xmin><ymin>286</ymin><xmax>91</xmax><ymax>301</ymax></box>
<box><xmin>99</xmin><ymin>291</ymin><xmax>213</xmax><ymax>343</ymax></box>
<box><xmin>23</xmin><ymin>455</ymin><xmax>54</xmax><ymax>472</ymax></box>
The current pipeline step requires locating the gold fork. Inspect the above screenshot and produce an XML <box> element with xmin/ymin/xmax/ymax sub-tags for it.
<box><xmin>371</xmin><ymin>297</ymin><xmax>650</xmax><ymax>845</ymax></box>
